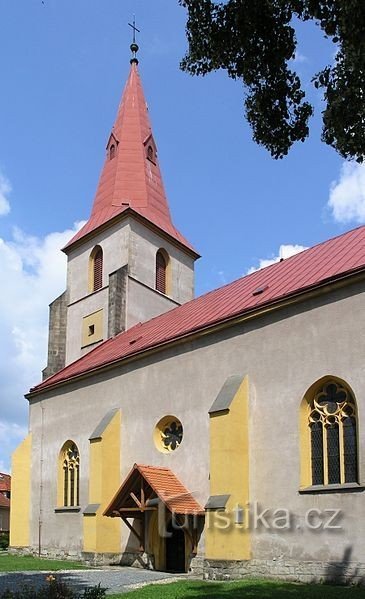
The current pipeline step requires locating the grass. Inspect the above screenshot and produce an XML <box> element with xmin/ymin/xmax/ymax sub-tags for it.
<box><xmin>0</xmin><ymin>553</ymin><xmax>87</xmax><ymax>572</ymax></box>
<box><xmin>110</xmin><ymin>579</ymin><xmax>365</xmax><ymax>598</ymax></box>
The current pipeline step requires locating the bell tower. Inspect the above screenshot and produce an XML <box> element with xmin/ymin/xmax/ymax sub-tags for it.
<box><xmin>43</xmin><ymin>40</ymin><xmax>199</xmax><ymax>378</ymax></box>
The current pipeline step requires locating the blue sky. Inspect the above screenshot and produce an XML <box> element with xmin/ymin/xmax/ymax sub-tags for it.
<box><xmin>1</xmin><ymin>0</ymin><xmax>365</xmax><ymax>472</ymax></box>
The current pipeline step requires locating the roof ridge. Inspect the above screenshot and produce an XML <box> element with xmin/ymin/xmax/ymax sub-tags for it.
<box><xmin>136</xmin><ymin>464</ymin><xmax>171</xmax><ymax>472</ymax></box>
<box><xmin>246</xmin><ymin>224</ymin><xmax>365</xmax><ymax>275</ymax></box>
<box><xmin>113</xmin><ymin>224</ymin><xmax>365</xmax><ymax>333</ymax></box>
<box><xmin>32</xmin><ymin>224</ymin><xmax>365</xmax><ymax>395</ymax></box>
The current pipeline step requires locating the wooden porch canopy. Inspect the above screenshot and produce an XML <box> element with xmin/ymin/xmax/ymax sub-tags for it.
<box><xmin>103</xmin><ymin>463</ymin><xmax>204</xmax><ymax>552</ymax></box>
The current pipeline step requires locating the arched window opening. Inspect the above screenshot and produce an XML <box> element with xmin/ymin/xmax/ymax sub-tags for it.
<box><xmin>110</xmin><ymin>144</ymin><xmax>116</xmax><ymax>160</ymax></box>
<box><xmin>60</xmin><ymin>441</ymin><xmax>80</xmax><ymax>507</ymax></box>
<box><xmin>147</xmin><ymin>145</ymin><xmax>154</xmax><ymax>161</ymax></box>
<box><xmin>308</xmin><ymin>380</ymin><xmax>358</xmax><ymax>486</ymax></box>
<box><xmin>156</xmin><ymin>250</ymin><xmax>168</xmax><ymax>294</ymax></box>
<box><xmin>91</xmin><ymin>246</ymin><xmax>103</xmax><ymax>292</ymax></box>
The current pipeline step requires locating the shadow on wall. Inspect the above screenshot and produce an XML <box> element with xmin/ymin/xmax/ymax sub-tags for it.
<box><xmin>117</xmin><ymin>520</ymin><xmax>154</xmax><ymax>569</ymax></box>
<box><xmin>325</xmin><ymin>545</ymin><xmax>365</xmax><ymax>586</ymax></box>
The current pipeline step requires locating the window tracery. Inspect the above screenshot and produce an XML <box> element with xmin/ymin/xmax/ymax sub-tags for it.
<box><xmin>61</xmin><ymin>442</ymin><xmax>80</xmax><ymax>507</ymax></box>
<box><xmin>308</xmin><ymin>381</ymin><xmax>358</xmax><ymax>486</ymax></box>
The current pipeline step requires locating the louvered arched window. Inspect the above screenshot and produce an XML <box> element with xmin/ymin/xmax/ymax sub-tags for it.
<box><xmin>156</xmin><ymin>250</ymin><xmax>168</xmax><ymax>294</ymax></box>
<box><xmin>59</xmin><ymin>441</ymin><xmax>80</xmax><ymax>507</ymax></box>
<box><xmin>89</xmin><ymin>246</ymin><xmax>103</xmax><ymax>292</ymax></box>
<box><xmin>304</xmin><ymin>379</ymin><xmax>358</xmax><ymax>487</ymax></box>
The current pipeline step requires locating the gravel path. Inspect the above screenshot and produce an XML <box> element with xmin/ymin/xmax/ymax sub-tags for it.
<box><xmin>0</xmin><ymin>567</ymin><xmax>185</xmax><ymax>595</ymax></box>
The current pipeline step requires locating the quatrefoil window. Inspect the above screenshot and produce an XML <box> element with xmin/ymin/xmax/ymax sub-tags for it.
<box><xmin>162</xmin><ymin>421</ymin><xmax>183</xmax><ymax>451</ymax></box>
<box><xmin>154</xmin><ymin>416</ymin><xmax>183</xmax><ymax>454</ymax></box>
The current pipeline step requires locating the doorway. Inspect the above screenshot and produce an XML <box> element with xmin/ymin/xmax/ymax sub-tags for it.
<box><xmin>165</xmin><ymin>520</ymin><xmax>186</xmax><ymax>573</ymax></box>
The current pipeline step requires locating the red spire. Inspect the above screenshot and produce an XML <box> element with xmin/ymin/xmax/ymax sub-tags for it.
<box><xmin>65</xmin><ymin>63</ymin><xmax>196</xmax><ymax>254</ymax></box>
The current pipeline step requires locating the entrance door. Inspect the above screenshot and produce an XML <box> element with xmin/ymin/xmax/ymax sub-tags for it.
<box><xmin>165</xmin><ymin>520</ymin><xmax>186</xmax><ymax>573</ymax></box>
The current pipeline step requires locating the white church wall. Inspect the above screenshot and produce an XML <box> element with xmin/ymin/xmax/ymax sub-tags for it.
<box><xmin>66</xmin><ymin>287</ymin><xmax>109</xmax><ymax>365</ymax></box>
<box><xmin>64</xmin><ymin>222</ymin><xmax>130</xmax><ymax>363</ymax></box>
<box><xmin>66</xmin><ymin>221</ymin><xmax>130</xmax><ymax>305</ymax></box>
<box><xmin>126</xmin><ymin>276</ymin><xmax>180</xmax><ymax>329</ymax></box>
<box><xmin>28</xmin><ymin>278</ymin><xmax>365</xmax><ymax>566</ymax></box>
<box><xmin>128</xmin><ymin>218</ymin><xmax>195</xmax><ymax>305</ymax></box>
<box><xmin>62</xmin><ymin>217</ymin><xmax>195</xmax><ymax>365</ymax></box>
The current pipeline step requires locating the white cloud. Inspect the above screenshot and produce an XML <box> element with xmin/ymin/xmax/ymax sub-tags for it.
<box><xmin>328</xmin><ymin>162</ymin><xmax>365</xmax><ymax>224</ymax></box>
<box><xmin>0</xmin><ymin>423</ymin><xmax>28</xmax><ymax>475</ymax></box>
<box><xmin>0</xmin><ymin>173</ymin><xmax>11</xmax><ymax>216</ymax></box>
<box><xmin>247</xmin><ymin>244</ymin><xmax>308</xmax><ymax>274</ymax></box>
<box><xmin>0</xmin><ymin>220</ymin><xmax>85</xmax><ymax>472</ymax></box>
<box><xmin>291</xmin><ymin>50</ymin><xmax>308</xmax><ymax>64</ymax></box>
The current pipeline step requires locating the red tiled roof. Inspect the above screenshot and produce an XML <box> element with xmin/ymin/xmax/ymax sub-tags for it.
<box><xmin>0</xmin><ymin>473</ymin><xmax>10</xmax><ymax>493</ymax></box>
<box><xmin>0</xmin><ymin>494</ymin><xmax>10</xmax><ymax>509</ymax></box>
<box><xmin>31</xmin><ymin>225</ymin><xmax>365</xmax><ymax>395</ymax></box>
<box><xmin>104</xmin><ymin>464</ymin><xmax>204</xmax><ymax>516</ymax></box>
<box><xmin>64</xmin><ymin>64</ymin><xmax>196</xmax><ymax>255</ymax></box>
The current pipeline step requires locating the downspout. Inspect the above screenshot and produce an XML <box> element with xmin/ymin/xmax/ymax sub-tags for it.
<box><xmin>38</xmin><ymin>402</ymin><xmax>45</xmax><ymax>556</ymax></box>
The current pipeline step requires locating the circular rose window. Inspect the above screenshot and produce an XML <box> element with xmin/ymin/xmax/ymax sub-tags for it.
<box><xmin>154</xmin><ymin>416</ymin><xmax>183</xmax><ymax>453</ymax></box>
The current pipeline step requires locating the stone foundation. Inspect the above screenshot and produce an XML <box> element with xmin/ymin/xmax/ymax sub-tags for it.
<box><xmin>203</xmin><ymin>558</ymin><xmax>365</xmax><ymax>585</ymax></box>
<box><xmin>10</xmin><ymin>547</ymin><xmax>365</xmax><ymax>585</ymax></box>
<box><xmin>9</xmin><ymin>546</ymin><xmax>84</xmax><ymax>562</ymax></box>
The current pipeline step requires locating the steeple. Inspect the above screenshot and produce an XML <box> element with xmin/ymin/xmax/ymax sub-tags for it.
<box><xmin>43</xmin><ymin>43</ymin><xmax>199</xmax><ymax>372</ymax></box>
<box><xmin>64</xmin><ymin>55</ymin><xmax>196</xmax><ymax>255</ymax></box>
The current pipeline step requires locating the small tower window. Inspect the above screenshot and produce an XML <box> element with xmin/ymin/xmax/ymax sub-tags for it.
<box><xmin>89</xmin><ymin>246</ymin><xmax>103</xmax><ymax>292</ymax></box>
<box><xmin>147</xmin><ymin>145</ymin><xmax>154</xmax><ymax>161</ymax></box>
<box><xmin>110</xmin><ymin>144</ymin><xmax>116</xmax><ymax>160</ymax></box>
<box><xmin>156</xmin><ymin>249</ymin><xmax>168</xmax><ymax>294</ymax></box>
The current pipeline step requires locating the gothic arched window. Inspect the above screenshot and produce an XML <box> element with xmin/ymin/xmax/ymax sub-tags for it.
<box><xmin>110</xmin><ymin>144</ymin><xmax>116</xmax><ymax>160</ymax></box>
<box><xmin>307</xmin><ymin>380</ymin><xmax>358</xmax><ymax>486</ymax></box>
<box><xmin>156</xmin><ymin>249</ymin><xmax>168</xmax><ymax>294</ymax></box>
<box><xmin>60</xmin><ymin>441</ymin><xmax>80</xmax><ymax>507</ymax></box>
<box><xmin>89</xmin><ymin>246</ymin><xmax>103</xmax><ymax>292</ymax></box>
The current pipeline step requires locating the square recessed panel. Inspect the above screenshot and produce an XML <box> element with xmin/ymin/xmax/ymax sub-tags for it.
<box><xmin>82</xmin><ymin>310</ymin><xmax>103</xmax><ymax>348</ymax></box>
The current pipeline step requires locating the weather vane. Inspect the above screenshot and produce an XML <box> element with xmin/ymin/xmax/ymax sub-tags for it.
<box><xmin>128</xmin><ymin>16</ymin><xmax>140</xmax><ymax>64</ymax></box>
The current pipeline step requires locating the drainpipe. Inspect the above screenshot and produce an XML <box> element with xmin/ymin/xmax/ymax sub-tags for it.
<box><xmin>38</xmin><ymin>403</ymin><xmax>45</xmax><ymax>557</ymax></box>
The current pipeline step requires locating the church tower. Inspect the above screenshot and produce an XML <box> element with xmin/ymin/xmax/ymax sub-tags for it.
<box><xmin>43</xmin><ymin>44</ymin><xmax>198</xmax><ymax>377</ymax></box>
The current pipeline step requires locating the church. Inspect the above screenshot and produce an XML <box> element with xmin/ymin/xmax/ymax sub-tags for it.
<box><xmin>9</xmin><ymin>41</ymin><xmax>365</xmax><ymax>583</ymax></box>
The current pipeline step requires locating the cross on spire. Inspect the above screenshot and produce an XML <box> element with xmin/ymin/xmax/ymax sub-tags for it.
<box><xmin>128</xmin><ymin>16</ymin><xmax>140</xmax><ymax>44</ymax></box>
<box><xmin>128</xmin><ymin>16</ymin><xmax>140</xmax><ymax>64</ymax></box>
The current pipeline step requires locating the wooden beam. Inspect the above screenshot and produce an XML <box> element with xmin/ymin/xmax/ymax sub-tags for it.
<box><xmin>117</xmin><ymin>507</ymin><xmax>156</xmax><ymax>513</ymax></box>
<box><xmin>140</xmin><ymin>512</ymin><xmax>145</xmax><ymax>553</ymax></box>
<box><xmin>121</xmin><ymin>517</ymin><xmax>143</xmax><ymax>547</ymax></box>
<box><xmin>130</xmin><ymin>492</ymin><xmax>142</xmax><ymax>508</ymax></box>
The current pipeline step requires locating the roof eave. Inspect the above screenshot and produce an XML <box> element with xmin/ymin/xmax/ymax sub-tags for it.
<box><xmin>26</xmin><ymin>267</ymin><xmax>365</xmax><ymax>400</ymax></box>
<box><xmin>62</xmin><ymin>208</ymin><xmax>200</xmax><ymax>260</ymax></box>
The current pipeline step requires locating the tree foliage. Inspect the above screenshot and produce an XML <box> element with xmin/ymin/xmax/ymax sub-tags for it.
<box><xmin>179</xmin><ymin>0</ymin><xmax>365</xmax><ymax>161</ymax></box>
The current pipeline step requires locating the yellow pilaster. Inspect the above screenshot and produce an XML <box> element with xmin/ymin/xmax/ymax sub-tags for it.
<box><xmin>206</xmin><ymin>376</ymin><xmax>250</xmax><ymax>560</ymax></box>
<box><xmin>10</xmin><ymin>434</ymin><xmax>32</xmax><ymax>548</ymax></box>
<box><xmin>83</xmin><ymin>410</ymin><xmax>121</xmax><ymax>554</ymax></box>
<box><xmin>299</xmin><ymin>395</ymin><xmax>311</xmax><ymax>488</ymax></box>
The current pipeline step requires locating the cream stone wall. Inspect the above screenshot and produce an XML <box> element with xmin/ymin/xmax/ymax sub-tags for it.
<box><xmin>127</xmin><ymin>277</ymin><xmax>180</xmax><ymax>329</ymax></box>
<box><xmin>129</xmin><ymin>219</ymin><xmax>195</xmax><ymax>305</ymax></box>
<box><xmin>66</xmin><ymin>288</ymin><xmax>108</xmax><ymax>364</ymax></box>
<box><xmin>63</xmin><ymin>217</ymin><xmax>196</xmax><ymax>365</ymax></box>
<box><xmin>65</xmin><ymin>222</ymin><xmax>130</xmax><ymax>365</ymax></box>
<box><xmin>66</xmin><ymin>222</ymin><xmax>130</xmax><ymax>305</ymax></box>
<box><xmin>27</xmin><ymin>279</ymin><xmax>365</xmax><ymax>568</ymax></box>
